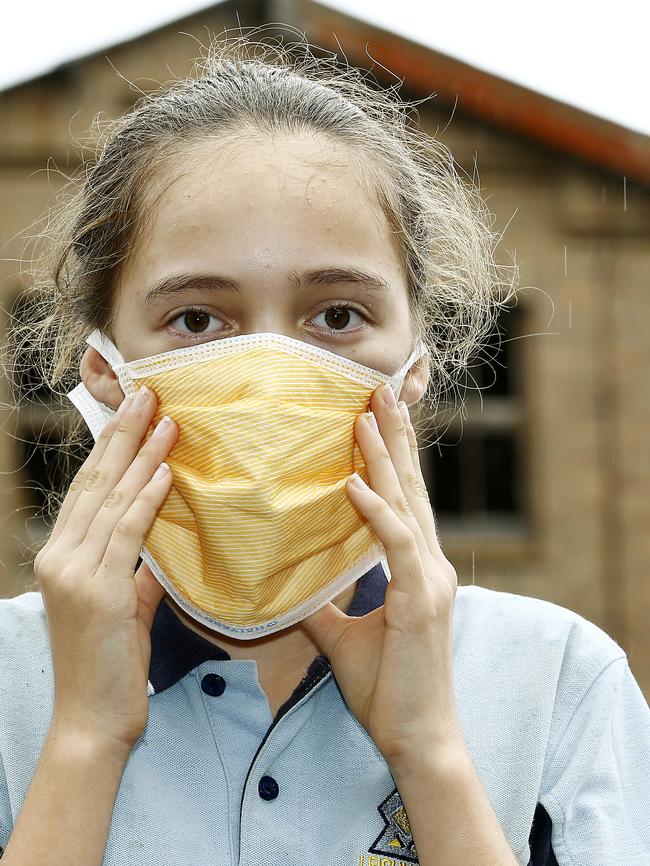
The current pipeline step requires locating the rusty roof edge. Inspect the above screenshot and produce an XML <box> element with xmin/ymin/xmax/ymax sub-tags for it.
<box><xmin>303</xmin><ymin>1</ymin><xmax>650</xmax><ymax>185</ymax></box>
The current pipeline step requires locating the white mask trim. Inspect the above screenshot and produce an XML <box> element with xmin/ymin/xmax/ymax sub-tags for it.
<box><xmin>138</xmin><ymin>540</ymin><xmax>392</xmax><ymax>637</ymax></box>
<box><xmin>84</xmin><ymin>329</ymin><xmax>428</xmax><ymax>400</ymax></box>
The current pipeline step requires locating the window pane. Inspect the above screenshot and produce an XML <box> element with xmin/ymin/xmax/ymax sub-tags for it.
<box><xmin>427</xmin><ymin>438</ymin><xmax>462</xmax><ymax>514</ymax></box>
<box><xmin>484</xmin><ymin>433</ymin><xmax>519</xmax><ymax>512</ymax></box>
<box><xmin>427</xmin><ymin>431</ymin><xmax>520</xmax><ymax>517</ymax></box>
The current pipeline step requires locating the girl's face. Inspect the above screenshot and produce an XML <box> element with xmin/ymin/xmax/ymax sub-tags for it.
<box><xmin>82</xmin><ymin>133</ymin><xmax>429</xmax><ymax>406</ymax></box>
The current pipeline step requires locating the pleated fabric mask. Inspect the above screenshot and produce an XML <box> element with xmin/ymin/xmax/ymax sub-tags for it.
<box><xmin>66</xmin><ymin>330</ymin><xmax>428</xmax><ymax>638</ymax></box>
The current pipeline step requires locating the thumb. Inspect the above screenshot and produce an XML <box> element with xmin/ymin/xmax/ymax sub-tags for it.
<box><xmin>134</xmin><ymin>560</ymin><xmax>166</xmax><ymax>631</ymax></box>
<box><xmin>301</xmin><ymin>601</ymin><xmax>350</xmax><ymax>656</ymax></box>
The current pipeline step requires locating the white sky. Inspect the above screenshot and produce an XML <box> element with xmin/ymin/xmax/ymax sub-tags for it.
<box><xmin>1</xmin><ymin>0</ymin><xmax>648</xmax><ymax>136</ymax></box>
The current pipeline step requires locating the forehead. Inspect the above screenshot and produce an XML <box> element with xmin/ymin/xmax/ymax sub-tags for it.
<box><xmin>124</xmin><ymin>132</ymin><xmax>404</xmax><ymax>278</ymax></box>
<box><xmin>153</xmin><ymin>131</ymin><xmax>377</xmax><ymax>209</ymax></box>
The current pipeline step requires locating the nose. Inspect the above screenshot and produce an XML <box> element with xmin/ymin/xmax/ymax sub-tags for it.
<box><xmin>239</xmin><ymin>313</ymin><xmax>305</xmax><ymax>343</ymax></box>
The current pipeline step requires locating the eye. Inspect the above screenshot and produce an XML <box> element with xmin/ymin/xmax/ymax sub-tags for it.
<box><xmin>310</xmin><ymin>303</ymin><xmax>367</xmax><ymax>333</ymax></box>
<box><xmin>166</xmin><ymin>307</ymin><xmax>224</xmax><ymax>338</ymax></box>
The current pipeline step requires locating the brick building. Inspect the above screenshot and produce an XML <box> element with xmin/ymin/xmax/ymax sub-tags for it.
<box><xmin>1</xmin><ymin>1</ymin><xmax>649</xmax><ymax>692</ymax></box>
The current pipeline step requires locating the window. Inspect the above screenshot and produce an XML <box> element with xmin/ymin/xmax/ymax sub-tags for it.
<box><xmin>420</xmin><ymin>303</ymin><xmax>529</xmax><ymax>537</ymax></box>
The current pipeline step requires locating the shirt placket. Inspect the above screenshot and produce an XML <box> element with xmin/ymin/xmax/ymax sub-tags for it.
<box><xmin>237</xmin><ymin>664</ymin><xmax>334</xmax><ymax>865</ymax></box>
<box><xmin>195</xmin><ymin>659</ymin><xmax>280</xmax><ymax>863</ymax></box>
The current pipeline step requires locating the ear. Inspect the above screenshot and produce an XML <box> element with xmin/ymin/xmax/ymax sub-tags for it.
<box><xmin>79</xmin><ymin>346</ymin><xmax>125</xmax><ymax>410</ymax></box>
<box><xmin>397</xmin><ymin>353</ymin><xmax>430</xmax><ymax>406</ymax></box>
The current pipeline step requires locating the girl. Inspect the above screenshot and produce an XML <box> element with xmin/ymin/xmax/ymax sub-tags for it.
<box><xmin>1</xmin><ymin>30</ymin><xmax>649</xmax><ymax>866</ymax></box>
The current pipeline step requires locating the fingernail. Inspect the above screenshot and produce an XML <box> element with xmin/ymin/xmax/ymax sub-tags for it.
<box><xmin>382</xmin><ymin>384</ymin><xmax>397</xmax><ymax>409</ymax></box>
<box><xmin>348</xmin><ymin>472</ymin><xmax>367</xmax><ymax>490</ymax></box>
<box><xmin>365</xmin><ymin>411</ymin><xmax>379</xmax><ymax>432</ymax></box>
<box><xmin>133</xmin><ymin>385</ymin><xmax>150</xmax><ymax>408</ymax></box>
<box><xmin>152</xmin><ymin>416</ymin><xmax>172</xmax><ymax>437</ymax></box>
<box><xmin>152</xmin><ymin>462</ymin><xmax>170</xmax><ymax>480</ymax></box>
<box><xmin>398</xmin><ymin>401</ymin><xmax>410</xmax><ymax>423</ymax></box>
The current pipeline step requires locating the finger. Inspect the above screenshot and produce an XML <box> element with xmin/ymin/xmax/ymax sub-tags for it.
<box><xmin>397</xmin><ymin>401</ymin><xmax>445</xmax><ymax>557</ymax></box>
<box><xmin>371</xmin><ymin>385</ymin><xmax>437</xmax><ymax>553</ymax></box>
<box><xmin>94</xmin><ymin>462</ymin><xmax>173</xmax><ymax>582</ymax></box>
<box><xmin>353</xmin><ymin>400</ymin><xmax>431</xmax><ymax>566</ymax></box>
<box><xmin>48</xmin><ymin>393</ymin><xmax>133</xmax><ymax>546</ymax></box>
<box><xmin>75</xmin><ymin>415</ymin><xmax>178</xmax><ymax>570</ymax></box>
<box><xmin>301</xmin><ymin>602</ymin><xmax>351</xmax><ymax>656</ymax></box>
<box><xmin>134</xmin><ymin>560</ymin><xmax>166</xmax><ymax>632</ymax></box>
<box><xmin>346</xmin><ymin>471</ymin><xmax>429</xmax><ymax>596</ymax></box>
<box><xmin>369</xmin><ymin>385</ymin><xmax>442</xmax><ymax>560</ymax></box>
<box><xmin>60</xmin><ymin>386</ymin><xmax>161</xmax><ymax>549</ymax></box>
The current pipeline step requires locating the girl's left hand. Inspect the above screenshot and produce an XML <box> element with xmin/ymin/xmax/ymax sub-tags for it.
<box><xmin>301</xmin><ymin>382</ymin><xmax>462</xmax><ymax>771</ymax></box>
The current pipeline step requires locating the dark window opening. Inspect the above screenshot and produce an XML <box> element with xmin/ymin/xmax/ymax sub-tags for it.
<box><xmin>428</xmin><ymin>431</ymin><xmax>521</xmax><ymax>516</ymax></box>
<box><xmin>423</xmin><ymin>303</ymin><xmax>526</xmax><ymax>528</ymax></box>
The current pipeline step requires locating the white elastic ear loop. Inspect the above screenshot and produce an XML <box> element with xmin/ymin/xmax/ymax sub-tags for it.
<box><xmin>387</xmin><ymin>338</ymin><xmax>428</xmax><ymax>395</ymax></box>
<box><xmin>64</xmin><ymin>330</ymin><xmax>126</xmax><ymax>441</ymax></box>
<box><xmin>85</xmin><ymin>328</ymin><xmax>127</xmax><ymax>371</ymax></box>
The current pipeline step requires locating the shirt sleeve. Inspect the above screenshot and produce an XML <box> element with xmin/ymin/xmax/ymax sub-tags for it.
<box><xmin>0</xmin><ymin>751</ymin><xmax>11</xmax><ymax>858</ymax></box>
<box><xmin>539</xmin><ymin>655</ymin><xmax>650</xmax><ymax>865</ymax></box>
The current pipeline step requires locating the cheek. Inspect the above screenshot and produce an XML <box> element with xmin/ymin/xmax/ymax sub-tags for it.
<box><xmin>362</xmin><ymin>326</ymin><xmax>416</xmax><ymax>377</ymax></box>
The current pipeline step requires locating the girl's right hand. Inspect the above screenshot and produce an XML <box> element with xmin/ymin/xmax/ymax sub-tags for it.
<box><xmin>33</xmin><ymin>385</ymin><xmax>178</xmax><ymax>757</ymax></box>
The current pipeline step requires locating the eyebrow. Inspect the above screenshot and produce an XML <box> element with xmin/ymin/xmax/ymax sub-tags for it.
<box><xmin>142</xmin><ymin>268</ymin><xmax>391</xmax><ymax>304</ymax></box>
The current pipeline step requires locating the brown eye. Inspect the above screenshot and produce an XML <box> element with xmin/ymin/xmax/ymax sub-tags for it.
<box><xmin>313</xmin><ymin>304</ymin><xmax>365</xmax><ymax>332</ymax></box>
<box><xmin>183</xmin><ymin>310</ymin><xmax>210</xmax><ymax>333</ymax></box>
<box><xmin>325</xmin><ymin>306</ymin><xmax>351</xmax><ymax>329</ymax></box>
<box><xmin>168</xmin><ymin>307</ymin><xmax>223</xmax><ymax>337</ymax></box>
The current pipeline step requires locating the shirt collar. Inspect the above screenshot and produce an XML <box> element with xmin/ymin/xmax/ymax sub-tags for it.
<box><xmin>148</xmin><ymin>561</ymin><xmax>388</xmax><ymax>695</ymax></box>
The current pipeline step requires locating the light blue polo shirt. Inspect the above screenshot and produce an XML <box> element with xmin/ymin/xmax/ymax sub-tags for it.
<box><xmin>1</xmin><ymin>562</ymin><xmax>649</xmax><ymax>865</ymax></box>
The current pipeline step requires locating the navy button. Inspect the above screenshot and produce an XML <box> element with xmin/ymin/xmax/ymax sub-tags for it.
<box><xmin>258</xmin><ymin>775</ymin><xmax>279</xmax><ymax>800</ymax></box>
<box><xmin>201</xmin><ymin>673</ymin><xmax>226</xmax><ymax>696</ymax></box>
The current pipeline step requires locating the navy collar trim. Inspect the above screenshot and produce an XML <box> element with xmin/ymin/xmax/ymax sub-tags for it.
<box><xmin>148</xmin><ymin>561</ymin><xmax>389</xmax><ymax>696</ymax></box>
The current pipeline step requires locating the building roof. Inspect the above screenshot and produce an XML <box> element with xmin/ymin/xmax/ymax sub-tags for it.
<box><xmin>2</xmin><ymin>0</ymin><xmax>648</xmax><ymax>182</ymax></box>
<box><xmin>303</xmin><ymin>1</ymin><xmax>650</xmax><ymax>183</ymax></box>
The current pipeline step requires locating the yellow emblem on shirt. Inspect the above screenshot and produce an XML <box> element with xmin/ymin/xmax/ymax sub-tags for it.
<box><xmin>364</xmin><ymin>788</ymin><xmax>418</xmax><ymax>864</ymax></box>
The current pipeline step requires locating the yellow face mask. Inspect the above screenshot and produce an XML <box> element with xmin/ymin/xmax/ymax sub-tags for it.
<box><xmin>67</xmin><ymin>331</ymin><xmax>428</xmax><ymax>638</ymax></box>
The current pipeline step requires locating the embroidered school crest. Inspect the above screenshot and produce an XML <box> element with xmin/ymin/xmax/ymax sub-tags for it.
<box><xmin>369</xmin><ymin>788</ymin><xmax>418</xmax><ymax>863</ymax></box>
